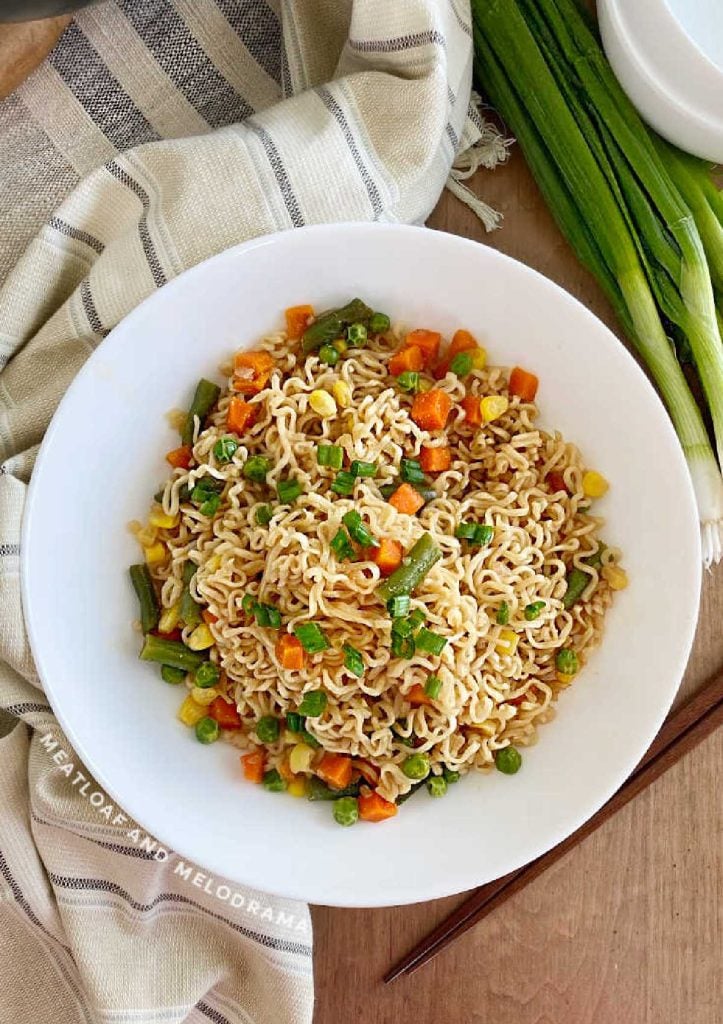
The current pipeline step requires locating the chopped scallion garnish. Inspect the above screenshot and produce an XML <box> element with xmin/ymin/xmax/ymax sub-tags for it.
<box><xmin>241</xmin><ymin>593</ymin><xmax>256</xmax><ymax>615</ymax></box>
<box><xmin>350</xmin><ymin>460</ymin><xmax>377</xmax><ymax>478</ymax></box>
<box><xmin>317</xmin><ymin>444</ymin><xmax>344</xmax><ymax>469</ymax></box>
<box><xmin>255</xmin><ymin>504</ymin><xmax>273</xmax><ymax>526</ymax></box>
<box><xmin>400</xmin><ymin>458</ymin><xmax>427</xmax><ymax>484</ymax></box>
<box><xmin>243</xmin><ymin>456</ymin><xmax>271</xmax><ymax>483</ymax></box>
<box><xmin>330</xmin><ymin>528</ymin><xmax>355</xmax><ymax>561</ymax></box>
<box><xmin>331</xmin><ymin>470</ymin><xmax>356</xmax><ymax>496</ymax></box>
<box><xmin>387</xmin><ymin>594</ymin><xmax>410</xmax><ymax>618</ymax></box>
<box><xmin>424</xmin><ymin>674</ymin><xmax>442</xmax><ymax>699</ymax></box>
<box><xmin>277</xmin><ymin>477</ymin><xmax>302</xmax><ymax>503</ymax></box>
<box><xmin>415</xmin><ymin>628</ymin><xmax>447</xmax><ymax>655</ymax></box>
<box><xmin>294</xmin><ymin>622</ymin><xmax>330</xmax><ymax>653</ymax></box>
<box><xmin>342</xmin><ymin>509</ymin><xmax>379</xmax><ymax>548</ymax></box>
<box><xmin>407</xmin><ymin>608</ymin><xmax>426</xmax><ymax>631</ymax></box>
<box><xmin>343</xmin><ymin>643</ymin><xmax>365</xmax><ymax>677</ymax></box>
<box><xmin>391</xmin><ymin>633</ymin><xmax>415</xmax><ymax>659</ymax></box>
<box><xmin>298</xmin><ymin>689</ymin><xmax>328</xmax><ymax>716</ymax></box>
<box><xmin>524</xmin><ymin>600</ymin><xmax>545</xmax><ymax>621</ymax></box>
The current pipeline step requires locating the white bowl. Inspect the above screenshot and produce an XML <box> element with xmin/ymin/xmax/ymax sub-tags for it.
<box><xmin>21</xmin><ymin>224</ymin><xmax>701</xmax><ymax>907</ymax></box>
<box><xmin>599</xmin><ymin>0</ymin><xmax>723</xmax><ymax>162</ymax></box>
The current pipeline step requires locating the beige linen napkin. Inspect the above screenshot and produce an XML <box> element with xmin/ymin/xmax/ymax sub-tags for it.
<box><xmin>0</xmin><ymin>2</ymin><xmax>506</xmax><ymax>1021</ymax></box>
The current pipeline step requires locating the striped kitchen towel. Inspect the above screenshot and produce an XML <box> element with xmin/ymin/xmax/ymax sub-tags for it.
<box><xmin>0</xmin><ymin>2</ymin><xmax>506</xmax><ymax>1022</ymax></box>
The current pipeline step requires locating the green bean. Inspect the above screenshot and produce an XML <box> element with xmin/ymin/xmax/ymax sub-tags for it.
<box><xmin>139</xmin><ymin>635</ymin><xmax>205</xmax><ymax>671</ymax></box>
<box><xmin>584</xmin><ymin>542</ymin><xmax>607</xmax><ymax>569</ymax></box>
<box><xmin>129</xmin><ymin>564</ymin><xmax>159</xmax><ymax>634</ymax></box>
<box><xmin>563</xmin><ymin>567</ymin><xmax>593</xmax><ymax>609</ymax></box>
<box><xmin>377</xmin><ymin>532</ymin><xmax>442</xmax><ymax>603</ymax></box>
<box><xmin>306</xmin><ymin>776</ymin><xmax>361</xmax><ymax>801</ymax></box>
<box><xmin>396</xmin><ymin>780</ymin><xmax>425</xmax><ymax>804</ymax></box>
<box><xmin>181</xmin><ymin>378</ymin><xmax>221</xmax><ymax>445</ymax></box>
<box><xmin>180</xmin><ymin>561</ymin><xmax>202</xmax><ymax>628</ymax></box>
<box><xmin>301</xmin><ymin>298</ymin><xmax>373</xmax><ymax>353</ymax></box>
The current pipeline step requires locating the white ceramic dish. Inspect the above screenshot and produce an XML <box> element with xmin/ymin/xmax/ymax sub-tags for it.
<box><xmin>22</xmin><ymin>224</ymin><xmax>701</xmax><ymax>907</ymax></box>
<box><xmin>599</xmin><ymin>0</ymin><xmax>723</xmax><ymax>162</ymax></box>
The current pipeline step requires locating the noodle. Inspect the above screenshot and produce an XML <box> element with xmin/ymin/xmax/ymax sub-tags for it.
<box><xmin>141</xmin><ymin>313</ymin><xmax>623</xmax><ymax>809</ymax></box>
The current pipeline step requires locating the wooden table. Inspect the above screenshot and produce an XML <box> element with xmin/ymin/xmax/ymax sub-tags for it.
<box><xmin>1</xmin><ymin>16</ymin><xmax>721</xmax><ymax>1024</ymax></box>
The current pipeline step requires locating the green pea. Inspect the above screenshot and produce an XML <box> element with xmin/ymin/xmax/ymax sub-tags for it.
<box><xmin>318</xmin><ymin>344</ymin><xmax>340</xmax><ymax>365</ymax></box>
<box><xmin>346</xmin><ymin>322</ymin><xmax>368</xmax><ymax>346</ymax></box>
<box><xmin>161</xmin><ymin>665</ymin><xmax>186</xmax><ymax>685</ymax></box>
<box><xmin>262</xmin><ymin>769</ymin><xmax>287</xmax><ymax>792</ymax></box>
<box><xmin>332</xmin><ymin>796</ymin><xmax>359</xmax><ymax>826</ymax></box>
<box><xmin>524</xmin><ymin>601</ymin><xmax>546</xmax><ymax>621</ymax></box>
<box><xmin>555</xmin><ymin>648</ymin><xmax>579</xmax><ymax>675</ymax></box>
<box><xmin>286</xmin><ymin>711</ymin><xmax>302</xmax><ymax>732</ymax></box>
<box><xmin>194</xmin><ymin>661</ymin><xmax>220</xmax><ymax>688</ymax></box>
<box><xmin>495</xmin><ymin>746</ymin><xmax>522</xmax><ymax>775</ymax></box>
<box><xmin>213</xmin><ymin>437</ymin><xmax>238</xmax><ymax>463</ymax></box>
<box><xmin>199</xmin><ymin>494</ymin><xmax>221</xmax><ymax>517</ymax></box>
<box><xmin>369</xmin><ymin>312</ymin><xmax>391</xmax><ymax>334</ymax></box>
<box><xmin>402</xmin><ymin>752</ymin><xmax>430</xmax><ymax>781</ymax></box>
<box><xmin>426</xmin><ymin>775</ymin><xmax>448</xmax><ymax>798</ymax></box>
<box><xmin>442</xmin><ymin>766</ymin><xmax>460</xmax><ymax>784</ymax></box>
<box><xmin>298</xmin><ymin>690</ymin><xmax>327</xmax><ymax>718</ymax></box>
<box><xmin>256</xmin><ymin>715</ymin><xmax>280</xmax><ymax>744</ymax></box>
<box><xmin>195</xmin><ymin>716</ymin><xmax>219</xmax><ymax>744</ymax></box>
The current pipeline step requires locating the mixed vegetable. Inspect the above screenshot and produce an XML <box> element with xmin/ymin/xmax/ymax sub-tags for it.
<box><xmin>129</xmin><ymin>299</ymin><xmax>627</xmax><ymax>825</ymax></box>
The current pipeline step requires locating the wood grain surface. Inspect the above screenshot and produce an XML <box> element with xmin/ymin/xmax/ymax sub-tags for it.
<box><xmin>0</xmin><ymin>18</ymin><xmax>720</xmax><ymax>1024</ymax></box>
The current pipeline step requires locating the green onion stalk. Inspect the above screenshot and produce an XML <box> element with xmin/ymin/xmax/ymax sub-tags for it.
<box><xmin>472</xmin><ymin>0</ymin><xmax>723</xmax><ymax>564</ymax></box>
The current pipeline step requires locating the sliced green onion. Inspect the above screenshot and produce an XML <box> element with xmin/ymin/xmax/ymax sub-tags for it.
<box><xmin>199</xmin><ymin>494</ymin><xmax>221</xmax><ymax>517</ymax></box>
<box><xmin>343</xmin><ymin>643</ymin><xmax>365</xmax><ymax>677</ymax></box>
<box><xmin>350</xmin><ymin>460</ymin><xmax>377</xmax><ymax>478</ymax></box>
<box><xmin>424</xmin><ymin>674</ymin><xmax>442</xmax><ymax>699</ymax></box>
<box><xmin>473</xmin><ymin>524</ymin><xmax>495</xmax><ymax>546</ymax></box>
<box><xmin>318</xmin><ymin>344</ymin><xmax>340</xmax><ymax>365</ymax></box>
<box><xmin>255</xmin><ymin>504</ymin><xmax>273</xmax><ymax>526</ymax></box>
<box><xmin>264</xmin><ymin>604</ymin><xmax>282</xmax><ymax>629</ymax></box>
<box><xmin>450</xmin><ymin>352</ymin><xmax>473</xmax><ymax>376</ymax></box>
<box><xmin>213</xmin><ymin>436</ymin><xmax>238</xmax><ymax>463</ymax></box>
<box><xmin>407</xmin><ymin>608</ymin><xmax>426</xmax><ymax>631</ymax></box>
<box><xmin>414</xmin><ymin>485</ymin><xmax>437</xmax><ymax>505</ymax></box>
<box><xmin>397</xmin><ymin>371</ymin><xmax>421</xmax><ymax>393</ymax></box>
<box><xmin>330</xmin><ymin>528</ymin><xmax>355</xmax><ymax>560</ymax></box>
<box><xmin>262</xmin><ymin>768</ymin><xmax>287</xmax><ymax>792</ymax></box>
<box><xmin>400</xmin><ymin>458</ymin><xmax>427</xmax><ymax>484</ymax></box>
<box><xmin>286</xmin><ymin>711</ymin><xmax>302</xmax><ymax>732</ymax></box>
<box><xmin>243</xmin><ymin>456</ymin><xmax>271</xmax><ymax>483</ymax></box>
<box><xmin>331</xmin><ymin>470</ymin><xmax>356</xmax><ymax>496</ymax></box>
<box><xmin>277</xmin><ymin>477</ymin><xmax>302</xmax><ymax>503</ymax></box>
<box><xmin>524</xmin><ymin>600</ymin><xmax>546</xmax><ymax>621</ymax></box>
<box><xmin>496</xmin><ymin>601</ymin><xmax>510</xmax><ymax>625</ymax></box>
<box><xmin>253</xmin><ymin>603</ymin><xmax>270</xmax><ymax>627</ymax></box>
<box><xmin>317</xmin><ymin>444</ymin><xmax>343</xmax><ymax>469</ymax></box>
<box><xmin>342</xmin><ymin>509</ymin><xmax>379</xmax><ymax>548</ymax></box>
<box><xmin>386</xmin><ymin>594</ymin><xmax>410</xmax><ymax>618</ymax></box>
<box><xmin>256</xmin><ymin>715</ymin><xmax>280</xmax><ymax>743</ymax></box>
<box><xmin>191</xmin><ymin>478</ymin><xmax>223</xmax><ymax>504</ymax></box>
<box><xmin>379</xmin><ymin>483</ymin><xmax>397</xmax><ymax>500</ymax></box>
<box><xmin>298</xmin><ymin>689</ymin><xmax>328</xmax><ymax>717</ymax></box>
<box><xmin>377</xmin><ymin>533</ymin><xmax>442</xmax><ymax>602</ymax></box>
<box><xmin>415</xmin><ymin>628</ymin><xmax>448</xmax><ymax>655</ymax></box>
<box><xmin>391</xmin><ymin>633</ymin><xmax>415</xmax><ymax>659</ymax></box>
<box><xmin>455</xmin><ymin>521</ymin><xmax>478</xmax><ymax>541</ymax></box>
<box><xmin>241</xmin><ymin>593</ymin><xmax>256</xmax><ymax>615</ymax></box>
<box><xmin>294</xmin><ymin>623</ymin><xmax>330</xmax><ymax>653</ymax></box>
<box><xmin>391</xmin><ymin>616</ymin><xmax>413</xmax><ymax>638</ymax></box>
<box><xmin>346</xmin><ymin>323</ymin><xmax>368</xmax><ymax>347</ymax></box>
<box><xmin>370</xmin><ymin>312</ymin><xmax>391</xmax><ymax>334</ymax></box>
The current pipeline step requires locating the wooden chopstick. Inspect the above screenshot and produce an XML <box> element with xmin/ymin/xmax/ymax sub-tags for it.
<box><xmin>384</xmin><ymin>667</ymin><xmax>723</xmax><ymax>983</ymax></box>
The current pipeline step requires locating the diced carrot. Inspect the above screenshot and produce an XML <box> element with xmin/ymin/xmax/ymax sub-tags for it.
<box><xmin>353</xmin><ymin>759</ymin><xmax>380</xmax><ymax>786</ymax></box>
<box><xmin>448</xmin><ymin>329</ymin><xmax>479</xmax><ymax>357</ymax></box>
<box><xmin>233</xmin><ymin>350</ymin><xmax>274</xmax><ymax>395</ymax></box>
<box><xmin>285</xmin><ymin>304</ymin><xmax>314</xmax><ymax>341</ymax></box>
<box><xmin>509</xmin><ymin>366</ymin><xmax>539</xmax><ymax>402</ymax></box>
<box><xmin>209</xmin><ymin>697</ymin><xmax>242</xmax><ymax>730</ymax></box>
<box><xmin>389</xmin><ymin>344</ymin><xmax>424</xmax><ymax>377</ymax></box>
<box><xmin>152</xmin><ymin>628</ymin><xmax>183</xmax><ymax>643</ymax></box>
<box><xmin>407</xmin><ymin>683</ymin><xmax>433</xmax><ymax>707</ymax></box>
<box><xmin>371</xmin><ymin>538</ymin><xmax>404</xmax><ymax>575</ymax></box>
<box><xmin>275</xmin><ymin>633</ymin><xmax>305</xmax><ymax>671</ymax></box>
<box><xmin>405</xmin><ymin>329</ymin><xmax>441</xmax><ymax>368</ymax></box>
<box><xmin>166</xmin><ymin>445</ymin><xmax>193</xmax><ymax>469</ymax></box>
<box><xmin>201</xmin><ymin>609</ymin><xmax>218</xmax><ymax>624</ymax></box>
<box><xmin>388</xmin><ymin>482</ymin><xmax>425</xmax><ymax>516</ymax></box>
<box><xmin>461</xmin><ymin>395</ymin><xmax>483</xmax><ymax>426</ymax></box>
<box><xmin>317</xmin><ymin>753</ymin><xmax>353</xmax><ymax>790</ymax></box>
<box><xmin>411</xmin><ymin>389</ymin><xmax>452</xmax><ymax>431</ymax></box>
<box><xmin>420</xmin><ymin>445</ymin><xmax>451</xmax><ymax>473</ymax></box>
<box><xmin>278</xmin><ymin>755</ymin><xmax>295</xmax><ymax>783</ymax></box>
<box><xmin>546</xmin><ymin>471</ymin><xmax>568</xmax><ymax>495</ymax></box>
<box><xmin>241</xmin><ymin>749</ymin><xmax>265</xmax><ymax>783</ymax></box>
<box><xmin>358</xmin><ymin>791</ymin><xmax>398</xmax><ymax>822</ymax></box>
<box><xmin>226</xmin><ymin>396</ymin><xmax>257</xmax><ymax>434</ymax></box>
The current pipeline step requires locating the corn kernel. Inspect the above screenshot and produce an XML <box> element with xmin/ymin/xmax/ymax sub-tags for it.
<box><xmin>289</xmin><ymin>743</ymin><xmax>315</xmax><ymax>774</ymax></box>
<box><xmin>582</xmin><ymin>470</ymin><xmax>609</xmax><ymax>499</ymax></box>
<box><xmin>191</xmin><ymin>686</ymin><xmax>218</xmax><ymax>705</ymax></box>
<box><xmin>282</xmin><ymin>729</ymin><xmax>297</xmax><ymax>745</ymax></box>
<box><xmin>206</xmin><ymin>554</ymin><xmax>222</xmax><ymax>573</ymax></box>
<box><xmin>309</xmin><ymin>389</ymin><xmax>337</xmax><ymax>418</ymax></box>
<box><xmin>187</xmin><ymin>623</ymin><xmax>215</xmax><ymax>650</ymax></box>
<box><xmin>128</xmin><ymin>519</ymin><xmax>143</xmax><ymax>535</ymax></box>
<box><xmin>332</xmin><ymin>338</ymin><xmax>348</xmax><ymax>355</ymax></box>
<box><xmin>495</xmin><ymin>628</ymin><xmax>519</xmax><ymax>656</ymax></box>
<box><xmin>480</xmin><ymin>395</ymin><xmax>509</xmax><ymax>423</ymax></box>
<box><xmin>136</xmin><ymin>526</ymin><xmax>157</xmax><ymax>547</ymax></box>
<box><xmin>166</xmin><ymin>407</ymin><xmax>187</xmax><ymax>431</ymax></box>
<box><xmin>149</xmin><ymin>507</ymin><xmax>179</xmax><ymax>529</ymax></box>
<box><xmin>332</xmin><ymin>380</ymin><xmax>351</xmax><ymax>408</ymax></box>
<box><xmin>603</xmin><ymin>564</ymin><xmax>628</xmax><ymax>590</ymax></box>
<box><xmin>469</xmin><ymin>720</ymin><xmax>497</xmax><ymax>737</ymax></box>
<box><xmin>556</xmin><ymin>671</ymin><xmax>576</xmax><ymax>686</ymax></box>
<box><xmin>158</xmin><ymin>601</ymin><xmax>181</xmax><ymax>634</ymax></box>
<box><xmin>178</xmin><ymin>695</ymin><xmax>206</xmax><ymax>727</ymax></box>
<box><xmin>470</xmin><ymin>347</ymin><xmax>487</xmax><ymax>370</ymax></box>
<box><xmin>143</xmin><ymin>542</ymin><xmax>166</xmax><ymax>565</ymax></box>
<box><xmin>288</xmin><ymin>777</ymin><xmax>308</xmax><ymax>798</ymax></box>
